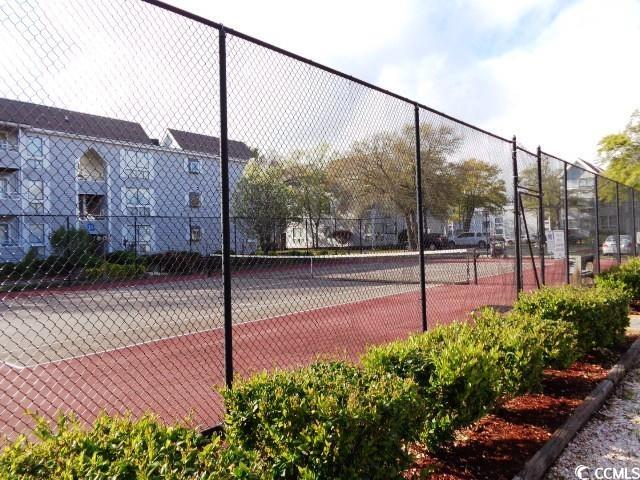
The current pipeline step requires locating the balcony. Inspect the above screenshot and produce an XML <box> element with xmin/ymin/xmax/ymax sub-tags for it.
<box><xmin>0</xmin><ymin>148</ymin><xmax>20</xmax><ymax>170</ymax></box>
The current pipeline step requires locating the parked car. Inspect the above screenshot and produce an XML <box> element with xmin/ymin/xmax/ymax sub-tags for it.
<box><xmin>423</xmin><ymin>233</ymin><xmax>448</xmax><ymax>250</ymax></box>
<box><xmin>602</xmin><ymin>234</ymin><xmax>634</xmax><ymax>255</ymax></box>
<box><xmin>448</xmin><ymin>232</ymin><xmax>489</xmax><ymax>249</ymax></box>
<box><xmin>489</xmin><ymin>235</ymin><xmax>506</xmax><ymax>257</ymax></box>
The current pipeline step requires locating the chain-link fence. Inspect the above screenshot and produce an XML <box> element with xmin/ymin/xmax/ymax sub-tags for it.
<box><xmin>0</xmin><ymin>0</ymin><xmax>637</xmax><ymax>440</ymax></box>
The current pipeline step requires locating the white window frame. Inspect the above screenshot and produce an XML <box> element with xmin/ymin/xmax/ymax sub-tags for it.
<box><xmin>292</xmin><ymin>227</ymin><xmax>302</xmax><ymax>242</ymax></box>
<box><xmin>26</xmin><ymin>136</ymin><xmax>44</xmax><ymax>169</ymax></box>
<box><xmin>25</xmin><ymin>179</ymin><xmax>44</xmax><ymax>213</ymax></box>
<box><xmin>27</xmin><ymin>223</ymin><xmax>45</xmax><ymax>246</ymax></box>
<box><xmin>188</xmin><ymin>158</ymin><xmax>201</xmax><ymax>174</ymax></box>
<box><xmin>0</xmin><ymin>222</ymin><xmax>9</xmax><ymax>245</ymax></box>
<box><xmin>124</xmin><ymin>224</ymin><xmax>152</xmax><ymax>253</ymax></box>
<box><xmin>0</xmin><ymin>177</ymin><xmax>8</xmax><ymax>199</ymax></box>
<box><xmin>190</xmin><ymin>225</ymin><xmax>202</xmax><ymax>242</ymax></box>
<box><xmin>189</xmin><ymin>192</ymin><xmax>201</xmax><ymax>209</ymax></box>
<box><xmin>121</xmin><ymin>149</ymin><xmax>152</xmax><ymax>179</ymax></box>
<box><xmin>125</xmin><ymin>187</ymin><xmax>152</xmax><ymax>216</ymax></box>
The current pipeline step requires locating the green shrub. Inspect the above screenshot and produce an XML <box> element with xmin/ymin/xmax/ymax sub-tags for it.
<box><xmin>361</xmin><ymin>323</ymin><xmax>501</xmax><ymax>449</ymax></box>
<box><xmin>597</xmin><ymin>259</ymin><xmax>640</xmax><ymax>302</ymax></box>
<box><xmin>0</xmin><ymin>414</ymin><xmax>220</xmax><ymax>479</ymax></box>
<box><xmin>223</xmin><ymin>361</ymin><xmax>421</xmax><ymax>479</ymax></box>
<box><xmin>514</xmin><ymin>283</ymin><xmax>630</xmax><ymax>351</ymax></box>
<box><xmin>104</xmin><ymin>250</ymin><xmax>145</xmax><ymax>266</ymax></box>
<box><xmin>50</xmin><ymin>227</ymin><xmax>99</xmax><ymax>265</ymax></box>
<box><xmin>84</xmin><ymin>262</ymin><xmax>146</xmax><ymax>281</ymax></box>
<box><xmin>471</xmin><ymin>309</ymin><xmax>546</xmax><ymax>395</ymax></box>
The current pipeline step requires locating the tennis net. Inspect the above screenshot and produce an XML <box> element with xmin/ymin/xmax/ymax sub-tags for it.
<box><xmin>225</xmin><ymin>249</ymin><xmax>477</xmax><ymax>286</ymax></box>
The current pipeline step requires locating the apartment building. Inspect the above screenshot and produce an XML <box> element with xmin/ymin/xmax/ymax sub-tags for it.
<box><xmin>0</xmin><ymin>98</ymin><xmax>253</xmax><ymax>263</ymax></box>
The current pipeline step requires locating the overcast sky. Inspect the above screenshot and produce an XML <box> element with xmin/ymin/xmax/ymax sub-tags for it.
<box><xmin>173</xmin><ymin>0</ymin><xmax>640</xmax><ymax>164</ymax></box>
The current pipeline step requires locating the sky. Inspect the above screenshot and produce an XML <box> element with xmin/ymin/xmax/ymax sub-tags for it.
<box><xmin>1</xmin><ymin>0</ymin><xmax>639</xmax><ymax>166</ymax></box>
<box><xmin>172</xmin><ymin>0</ymin><xmax>640</xmax><ymax>164</ymax></box>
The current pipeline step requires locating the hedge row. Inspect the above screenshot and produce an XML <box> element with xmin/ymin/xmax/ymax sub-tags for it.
<box><xmin>1</xmin><ymin>279</ymin><xmax>632</xmax><ymax>479</ymax></box>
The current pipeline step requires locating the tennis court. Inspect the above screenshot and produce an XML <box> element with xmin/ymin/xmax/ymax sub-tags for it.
<box><xmin>1</xmin><ymin>250</ymin><xmax>515</xmax><ymax>368</ymax></box>
<box><xmin>1</xmin><ymin>249</ymin><xmax>522</xmax><ymax>438</ymax></box>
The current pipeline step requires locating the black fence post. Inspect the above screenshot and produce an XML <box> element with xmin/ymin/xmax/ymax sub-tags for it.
<box><xmin>536</xmin><ymin>146</ymin><xmax>545</xmax><ymax>285</ymax></box>
<box><xmin>413</xmin><ymin>104</ymin><xmax>428</xmax><ymax>332</ymax></box>
<box><xmin>188</xmin><ymin>216</ymin><xmax>192</xmax><ymax>253</ymax></box>
<box><xmin>358</xmin><ymin>218</ymin><xmax>363</xmax><ymax>253</ymax></box>
<box><xmin>615</xmin><ymin>182</ymin><xmax>621</xmax><ymax>265</ymax></box>
<box><xmin>134</xmin><ymin>215</ymin><xmax>138</xmax><ymax>259</ymax></box>
<box><xmin>219</xmin><ymin>26</ymin><xmax>234</xmax><ymax>389</ymax></box>
<box><xmin>563</xmin><ymin>163</ymin><xmax>570</xmax><ymax>284</ymax></box>
<box><xmin>512</xmin><ymin>136</ymin><xmax>522</xmax><ymax>293</ymax></box>
<box><xmin>594</xmin><ymin>176</ymin><xmax>601</xmax><ymax>274</ymax></box>
<box><xmin>633</xmin><ymin>190</ymin><xmax>637</xmax><ymax>257</ymax></box>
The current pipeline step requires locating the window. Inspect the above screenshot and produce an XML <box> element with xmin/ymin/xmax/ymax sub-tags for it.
<box><xmin>292</xmin><ymin>227</ymin><xmax>303</xmax><ymax>241</ymax></box>
<box><xmin>578</xmin><ymin>178</ymin><xmax>594</xmax><ymax>188</ymax></box>
<box><xmin>26</xmin><ymin>136</ymin><xmax>43</xmax><ymax>158</ymax></box>
<box><xmin>124</xmin><ymin>224</ymin><xmax>152</xmax><ymax>253</ymax></box>
<box><xmin>189</xmin><ymin>192</ymin><xmax>201</xmax><ymax>208</ymax></box>
<box><xmin>28</xmin><ymin>223</ymin><xmax>45</xmax><ymax>246</ymax></box>
<box><xmin>190</xmin><ymin>225</ymin><xmax>202</xmax><ymax>242</ymax></box>
<box><xmin>0</xmin><ymin>177</ymin><xmax>7</xmax><ymax>198</ymax></box>
<box><xmin>0</xmin><ymin>132</ymin><xmax>7</xmax><ymax>151</ymax></box>
<box><xmin>121</xmin><ymin>149</ymin><xmax>152</xmax><ymax>179</ymax></box>
<box><xmin>188</xmin><ymin>158</ymin><xmax>200</xmax><ymax>174</ymax></box>
<box><xmin>125</xmin><ymin>188</ymin><xmax>151</xmax><ymax>216</ymax></box>
<box><xmin>25</xmin><ymin>179</ymin><xmax>44</xmax><ymax>213</ymax></box>
<box><xmin>0</xmin><ymin>223</ymin><xmax>8</xmax><ymax>245</ymax></box>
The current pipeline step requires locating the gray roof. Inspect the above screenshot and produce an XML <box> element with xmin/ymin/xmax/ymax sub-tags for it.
<box><xmin>0</xmin><ymin>98</ymin><xmax>152</xmax><ymax>144</ymax></box>
<box><xmin>167</xmin><ymin>128</ymin><xmax>253</xmax><ymax>160</ymax></box>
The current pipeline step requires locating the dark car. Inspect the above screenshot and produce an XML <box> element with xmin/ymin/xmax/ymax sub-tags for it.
<box><xmin>423</xmin><ymin>233</ymin><xmax>448</xmax><ymax>250</ymax></box>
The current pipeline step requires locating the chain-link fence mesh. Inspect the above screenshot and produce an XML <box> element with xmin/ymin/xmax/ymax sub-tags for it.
<box><xmin>0</xmin><ymin>0</ymin><xmax>637</xmax><ymax>441</ymax></box>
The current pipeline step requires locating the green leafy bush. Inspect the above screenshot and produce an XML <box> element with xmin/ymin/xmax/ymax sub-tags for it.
<box><xmin>471</xmin><ymin>309</ymin><xmax>546</xmax><ymax>395</ymax></box>
<box><xmin>0</xmin><ymin>414</ymin><xmax>226</xmax><ymax>480</ymax></box>
<box><xmin>514</xmin><ymin>283</ymin><xmax>630</xmax><ymax>351</ymax></box>
<box><xmin>361</xmin><ymin>323</ymin><xmax>502</xmax><ymax>449</ymax></box>
<box><xmin>223</xmin><ymin>361</ymin><xmax>421</xmax><ymax>479</ymax></box>
<box><xmin>50</xmin><ymin>227</ymin><xmax>99</xmax><ymax>266</ymax></box>
<box><xmin>597</xmin><ymin>258</ymin><xmax>640</xmax><ymax>302</ymax></box>
<box><xmin>85</xmin><ymin>262</ymin><xmax>146</xmax><ymax>281</ymax></box>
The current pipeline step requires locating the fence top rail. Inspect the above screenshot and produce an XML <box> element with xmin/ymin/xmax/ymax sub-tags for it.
<box><xmin>516</xmin><ymin>145</ymin><xmax>538</xmax><ymax>157</ymax></box>
<box><xmin>139</xmin><ymin>0</ymin><xmax>512</xmax><ymax>145</ymax></box>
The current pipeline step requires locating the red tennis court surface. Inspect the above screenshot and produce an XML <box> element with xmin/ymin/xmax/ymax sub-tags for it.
<box><xmin>1</xmin><ymin>256</ymin><xmax>520</xmax><ymax>441</ymax></box>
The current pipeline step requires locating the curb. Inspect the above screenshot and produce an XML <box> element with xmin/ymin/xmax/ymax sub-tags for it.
<box><xmin>513</xmin><ymin>337</ymin><xmax>640</xmax><ymax>480</ymax></box>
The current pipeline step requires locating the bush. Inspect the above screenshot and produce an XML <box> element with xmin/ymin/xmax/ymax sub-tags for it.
<box><xmin>85</xmin><ymin>262</ymin><xmax>146</xmax><ymax>281</ymax></box>
<box><xmin>104</xmin><ymin>250</ymin><xmax>144</xmax><ymax>266</ymax></box>
<box><xmin>223</xmin><ymin>361</ymin><xmax>421</xmax><ymax>479</ymax></box>
<box><xmin>0</xmin><ymin>414</ymin><xmax>226</xmax><ymax>479</ymax></box>
<box><xmin>361</xmin><ymin>323</ymin><xmax>501</xmax><ymax>449</ymax></box>
<box><xmin>514</xmin><ymin>283</ymin><xmax>630</xmax><ymax>351</ymax></box>
<box><xmin>597</xmin><ymin>257</ymin><xmax>640</xmax><ymax>302</ymax></box>
<box><xmin>49</xmin><ymin>227</ymin><xmax>99</xmax><ymax>265</ymax></box>
<box><xmin>471</xmin><ymin>309</ymin><xmax>547</xmax><ymax>395</ymax></box>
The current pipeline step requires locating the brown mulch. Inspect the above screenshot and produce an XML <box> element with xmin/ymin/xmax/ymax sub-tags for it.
<box><xmin>406</xmin><ymin>335</ymin><xmax>638</xmax><ymax>480</ymax></box>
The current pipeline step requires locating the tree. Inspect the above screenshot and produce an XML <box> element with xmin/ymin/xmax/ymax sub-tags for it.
<box><xmin>600</xmin><ymin>110</ymin><xmax>640</xmax><ymax>190</ymax></box>
<box><xmin>327</xmin><ymin>122</ymin><xmax>461</xmax><ymax>250</ymax></box>
<box><xmin>452</xmin><ymin>158</ymin><xmax>507</xmax><ymax>232</ymax></box>
<box><xmin>519</xmin><ymin>158</ymin><xmax>565</xmax><ymax>230</ymax></box>
<box><xmin>284</xmin><ymin>145</ymin><xmax>333</xmax><ymax>248</ymax></box>
<box><xmin>232</xmin><ymin>160</ymin><xmax>294</xmax><ymax>253</ymax></box>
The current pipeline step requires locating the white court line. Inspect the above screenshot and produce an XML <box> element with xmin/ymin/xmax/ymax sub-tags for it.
<box><xmin>2</xmin><ymin>284</ymin><xmax>425</xmax><ymax>371</ymax></box>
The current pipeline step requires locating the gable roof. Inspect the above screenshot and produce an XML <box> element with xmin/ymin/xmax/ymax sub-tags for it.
<box><xmin>167</xmin><ymin>128</ymin><xmax>253</xmax><ymax>160</ymax></box>
<box><xmin>0</xmin><ymin>98</ymin><xmax>152</xmax><ymax>145</ymax></box>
